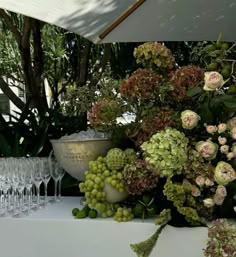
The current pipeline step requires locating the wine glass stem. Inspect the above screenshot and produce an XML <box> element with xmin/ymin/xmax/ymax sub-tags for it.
<box><xmin>28</xmin><ymin>188</ymin><xmax>31</xmax><ymax>210</ymax></box>
<box><xmin>36</xmin><ymin>186</ymin><xmax>40</xmax><ymax>206</ymax></box>
<box><xmin>58</xmin><ymin>179</ymin><xmax>62</xmax><ymax>201</ymax></box>
<box><xmin>54</xmin><ymin>180</ymin><xmax>57</xmax><ymax>202</ymax></box>
<box><xmin>44</xmin><ymin>182</ymin><xmax>48</xmax><ymax>203</ymax></box>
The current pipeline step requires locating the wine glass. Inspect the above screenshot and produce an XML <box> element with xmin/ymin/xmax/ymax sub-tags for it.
<box><xmin>31</xmin><ymin>157</ymin><xmax>43</xmax><ymax>208</ymax></box>
<box><xmin>24</xmin><ymin>158</ymin><xmax>33</xmax><ymax>213</ymax></box>
<box><xmin>40</xmin><ymin>157</ymin><xmax>51</xmax><ymax>205</ymax></box>
<box><xmin>48</xmin><ymin>152</ymin><xmax>61</xmax><ymax>202</ymax></box>
<box><xmin>0</xmin><ymin>158</ymin><xmax>11</xmax><ymax>216</ymax></box>
<box><xmin>57</xmin><ymin>167</ymin><xmax>65</xmax><ymax>202</ymax></box>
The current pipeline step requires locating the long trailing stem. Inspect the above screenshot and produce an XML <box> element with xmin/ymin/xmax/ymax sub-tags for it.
<box><xmin>130</xmin><ymin>224</ymin><xmax>166</xmax><ymax>257</ymax></box>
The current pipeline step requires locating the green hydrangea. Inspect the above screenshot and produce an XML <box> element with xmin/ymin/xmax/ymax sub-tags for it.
<box><xmin>133</xmin><ymin>42</ymin><xmax>175</xmax><ymax>72</ymax></box>
<box><xmin>141</xmin><ymin>128</ymin><xmax>189</xmax><ymax>177</ymax></box>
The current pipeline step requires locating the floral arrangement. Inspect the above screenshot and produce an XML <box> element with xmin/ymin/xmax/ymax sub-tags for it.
<box><xmin>74</xmin><ymin>41</ymin><xmax>236</xmax><ymax>257</ymax></box>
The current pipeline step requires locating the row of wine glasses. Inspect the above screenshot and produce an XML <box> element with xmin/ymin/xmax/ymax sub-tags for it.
<box><xmin>0</xmin><ymin>156</ymin><xmax>65</xmax><ymax>217</ymax></box>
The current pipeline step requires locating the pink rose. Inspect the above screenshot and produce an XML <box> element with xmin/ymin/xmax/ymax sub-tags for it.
<box><xmin>218</xmin><ymin>136</ymin><xmax>227</xmax><ymax>145</ymax></box>
<box><xmin>213</xmin><ymin>194</ymin><xmax>225</xmax><ymax>205</ymax></box>
<box><xmin>227</xmin><ymin>117</ymin><xmax>236</xmax><ymax>130</ymax></box>
<box><xmin>216</xmin><ymin>185</ymin><xmax>227</xmax><ymax>197</ymax></box>
<box><xmin>205</xmin><ymin>178</ymin><xmax>214</xmax><ymax>187</ymax></box>
<box><xmin>220</xmin><ymin>145</ymin><xmax>229</xmax><ymax>154</ymax></box>
<box><xmin>206</xmin><ymin>125</ymin><xmax>217</xmax><ymax>134</ymax></box>
<box><xmin>218</xmin><ymin>123</ymin><xmax>227</xmax><ymax>133</ymax></box>
<box><xmin>195</xmin><ymin>176</ymin><xmax>205</xmax><ymax>187</ymax></box>
<box><xmin>203</xmin><ymin>72</ymin><xmax>224</xmax><ymax>91</ymax></box>
<box><xmin>231</xmin><ymin>127</ymin><xmax>236</xmax><ymax>139</ymax></box>
<box><xmin>191</xmin><ymin>186</ymin><xmax>201</xmax><ymax>197</ymax></box>
<box><xmin>227</xmin><ymin>152</ymin><xmax>235</xmax><ymax>160</ymax></box>
<box><xmin>203</xmin><ymin>198</ymin><xmax>215</xmax><ymax>208</ymax></box>
<box><xmin>196</xmin><ymin>141</ymin><xmax>218</xmax><ymax>160</ymax></box>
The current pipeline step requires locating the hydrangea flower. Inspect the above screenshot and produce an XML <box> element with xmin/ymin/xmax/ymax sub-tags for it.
<box><xmin>169</xmin><ymin>65</ymin><xmax>204</xmax><ymax>100</ymax></box>
<box><xmin>134</xmin><ymin>42</ymin><xmax>175</xmax><ymax>72</ymax></box>
<box><xmin>141</xmin><ymin>128</ymin><xmax>188</xmax><ymax>177</ymax></box>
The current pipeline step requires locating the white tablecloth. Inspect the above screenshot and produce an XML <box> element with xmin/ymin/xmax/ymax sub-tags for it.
<box><xmin>0</xmin><ymin>197</ymin><xmax>208</xmax><ymax>257</ymax></box>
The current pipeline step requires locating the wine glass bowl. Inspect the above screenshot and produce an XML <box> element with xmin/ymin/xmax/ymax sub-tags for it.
<box><xmin>50</xmin><ymin>138</ymin><xmax>112</xmax><ymax>181</ymax></box>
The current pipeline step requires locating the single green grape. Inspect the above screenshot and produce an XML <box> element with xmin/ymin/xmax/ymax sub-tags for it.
<box><xmin>88</xmin><ymin>209</ymin><xmax>98</xmax><ymax>218</ymax></box>
<box><xmin>72</xmin><ymin>208</ymin><xmax>79</xmax><ymax>217</ymax></box>
<box><xmin>76</xmin><ymin>210</ymin><xmax>87</xmax><ymax>219</ymax></box>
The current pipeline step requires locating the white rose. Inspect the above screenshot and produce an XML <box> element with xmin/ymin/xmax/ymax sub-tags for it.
<box><xmin>205</xmin><ymin>178</ymin><xmax>214</xmax><ymax>187</ymax></box>
<box><xmin>220</xmin><ymin>145</ymin><xmax>229</xmax><ymax>154</ymax></box>
<box><xmin>218</xmin><ymin>123</ymin><xmax>227</xmax><ymax>133</ymax></box>
<box><xmin>231</xmin><ymin>143</ymin><xmax>236</xmax><ymax>155</ymax></box>
<box><xmin>227</xmin><ymin>117</ymin><xmax>236</xmax><ymax>130</ymax></box>
<box><xmin>203</xmin><ymin>72</ymin><xmax>225</xmax><ymax>91</ymax></box>
<box><xmin>195</xmin><ymin>176</ymin><xmax>205</xmax><ymax>187</ymax></box>
<box><xmin>218</xmin><ymin>136</ymin><xmax>227</xmax><ymax>145</ymax></box>
<box><xmin>203</xmin><ymin>198</ymin><xmax>215</xmax><ymax>208</ymax></box>
<box><xmin>213</xmin><ymin>194</ymin><xmax>225</xmax><ymax>205</ymax></box>
<box><xmin>196</xmin><ymin>141</ymin><xmax>218</xmax><ymax>160</ymax></box>
<box><xmin>181</xmin><ymin>110</ymin><xmax>200</xmax><ymax>129</ymax></box>
<box><xmin>215</xmin><ymin>185</ymin><xmax>227</xmax><ymax>197</ymax></box>
<box><xmin>231</xmin><ymin>127</ymin><xmax>236</xmax><ymax>139</ymax></box>
<box><xmin>214</xmin><ymin>161</ymin><xmax>236</xmax><ymax>185</ymax></box>
<box><xmin>206</xmin><ymin>125</ymin><xmax>217</xmax><ymax>134</ymax></box>
<box><xmin>227</xmin><ymin>152</ymin><xmax>235</xmax><ymax>160</ymax></box>
<box><xmin>191</xmin><ymin>186</ymin><xmax>201</xmax><ymax>197</ymax></box>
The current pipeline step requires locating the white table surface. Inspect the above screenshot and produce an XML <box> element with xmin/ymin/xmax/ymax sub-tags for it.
<box><xmin>0</xmin><ymin>197</ymin><xmax>208</xmax><ymax>257</ymax></box>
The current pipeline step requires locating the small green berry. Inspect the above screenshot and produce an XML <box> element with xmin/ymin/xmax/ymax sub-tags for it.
<box><xmin>88</xmin><ymin>209</ymin><xmax>98</xmax><ymax>219</ymax></box>
<box><xmin>82</xmin><ymin>205</ymin><xmax>91</xmax><ymax>216</ymax></box>
<box><xmin>72</xmin><ymin>208</ymin><xmax>79</xmax><ymax>216</ymax></box>
<box><xmin>76</xmin><ymin>210</ymin><xmax>87</xmax><ymax>219</ymax></box>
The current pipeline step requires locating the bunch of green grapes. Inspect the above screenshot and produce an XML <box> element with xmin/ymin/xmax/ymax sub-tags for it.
<box><xmin>105</xmin><ymin>171</ymin><xmax>126</xmax><ymax>193</ymax></box>
<box><xmin>114</xmin><ymin>207</ymin><xmax>134</xmax><ymax>222</ymax></box>
<box><xmin>79</xmin><ymin>152</ymin><xmax>128</xmax><ymax>218</ymax></box>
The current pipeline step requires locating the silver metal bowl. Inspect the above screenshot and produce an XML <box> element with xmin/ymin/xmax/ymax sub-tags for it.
<box><xmin>50</xmin><ymin>138</ymin><xmax>112</xmax><ymax>181</ymax></box>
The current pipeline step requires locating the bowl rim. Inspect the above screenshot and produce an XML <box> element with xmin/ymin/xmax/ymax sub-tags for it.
<box><xmin>50</xmin><ymin>138</ymin><xmax>112</xmax><ymax>143</ymax></box>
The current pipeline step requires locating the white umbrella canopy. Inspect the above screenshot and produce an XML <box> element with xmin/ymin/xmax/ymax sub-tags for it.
<box><xmin>0</xmin><ymin>0</ymin><xmax>235</xmax><ymax>43</ymax></box>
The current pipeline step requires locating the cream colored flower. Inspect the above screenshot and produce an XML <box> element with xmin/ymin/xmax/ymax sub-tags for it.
<box><xmin>218</xmin><ymin>123</ymin><xmax>227</xmax><ymax>133</ymax></box>
<box><xmin>216</xmin><ymin>185</ymin><xmax>227</xmax><ymax>198</ymax></box>
<box><xmin>220</xmin><ymin>145</ymin><xmax>229</xmax><ymax>154</ymax></box>
<box><xmin>227</xmin><ymin>152</ymin><xmax>235</xmax><ymax>160</ymax></box>
<box><xmin>181</xmin><ymin>110</ymin><xmax>200</xmax><ymax>129</ymax></box>
<box><xmin>195</xmin><ymin>176</ymin><xmax>205</xmax><ymax>187</ymax></box>
<box><xmin>203</xmin><ymin>71</ymin><xmax>224</xmax><ymax>91</ymax></box>
<box><xmin>196</xmin><ymin>141</ymin><xmax>218</xmax><ymax>160</ymax></box>
<box><xmin>231</xmin><ymin>143</ymin><xmax>236</xmax><ymax>155</ymax></box>
<box><xmin>214</xmin><ymin>161</ymin><xmax>236</xmax><ymax>185</ymax></box>
<box><xmin>206</xmin><ymin>125</ymin><xmax>217</xmax><ymax>134</ymax></box>
<box><xmin>227</xmin><ymin>117</ymin><xmax>236</xmax><ymax>130</ymax></box>
<box><xmin>230</xmin><ymin>127</ymin><xmax>236</xmax><ymax>139</ymax></box>
<box><xmin>218</xmin><ymin>136</ymin><xmax>227</xmax><ymax>145</ymax></box>
<box><xmin>203</xmin><ymin>198</ymin><xmax>215</xmax><ymax>208</ymax></box>
<box><xmin>191</xmin><ymin>186</ymin><xmax>201</xmax><ymax>197</ymax></box>
<box><xmin>205</xmin><ymin>178</ymin><xmax>214</xmax><ymax>187</ymax></box>
<box><xmin>213</xmin><ymin>194</ymin><xmax>225</xmax><ymax>205</ymax></box>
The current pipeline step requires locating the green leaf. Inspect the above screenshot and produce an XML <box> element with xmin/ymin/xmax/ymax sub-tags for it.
<box><xmin>198</xmin><ymin>103</ymin><xmax>214</xmax><ymax>124</ymax></box>
<box><xmin>186</xmin><ymin>86</ymin><xmax>202</xmax><ymax>97</ymax></box>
